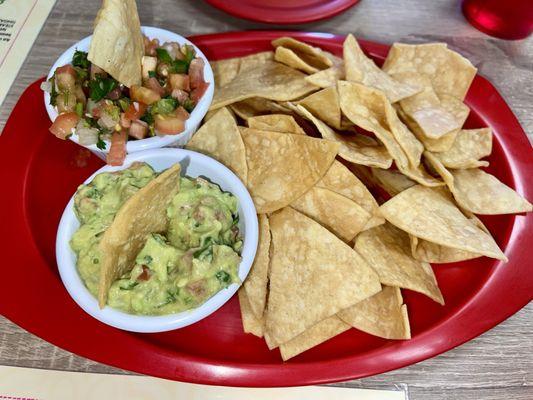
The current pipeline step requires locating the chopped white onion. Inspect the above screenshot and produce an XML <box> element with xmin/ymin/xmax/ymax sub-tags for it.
<box><xmin>40</xmin><ymin>81</ymin><xmax>52</xmax><ymax>93</ymax></box>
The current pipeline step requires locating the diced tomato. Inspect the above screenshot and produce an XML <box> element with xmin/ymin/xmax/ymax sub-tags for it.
<box><xmin>188</xmin><ymin>58</ymin><xmax>205</xmax><ymax>89</ymax></box>
<box><xmin>138</xmin><ymin>265</ymin><xmax>151</xmax><ymax>281</ymax></box>
<box><xmin>143</xmin><ymin>77</ymin><xmax>166</xmax><ymax>96</ymax></box>
<box><xmin>90</xmin><ymin>64</ymin><xmax>107</xmax><ymax>79</ymax></box>
<box><xmin>170</xmin><ymin>88</ymin><xmax>189</xmax><ymax>104</ymax></box>
<box><xmin>106</xmin><ymin>130</ymin><xmax>127</xmax><ymax>166</ymax></box>
<box><xmin>169</xmin><ymin>74</ymin><xmax>190</xmax><ymax>91</ymax></box>
<box><xmin>55</xmin><ymin>65</ymin><xmax>77</xmax><ymax>92</ymax></box>
<box><xmin>174</xmin><ymin>106</ymin><xmax>190</xmax><ymax>121</ymax></box>
<box><xmin>129</xmin><ymin>120</ymin><xmax>149</xmax><ymax>139</ymax></box>
<box><xmin>74</xmin><ymin>85</ymin><xmax>86</xmax><ymax>105</ymax></box>
<box><xmin>154</xmin><ymin>114</ymin><xmax>185</xmax><ymax>135</ymax></box>
<box><xmin>119</xmin><ymin>113</ymin><xmax>132</xmax><ymax>129</ymax></box>
<box><xmin>124</xmin><ymin>102</ymin><xmax>147</xmax><ymax>121</ymax></box>
<box><xmin>130</xmin><ymin>85</ymin><xmax>161</xmax><ymax>105</ymax></box>
<box><xmin>190</xmin><ymin>81</ymin><xmax>209</xmax><ymax>104</ymax></box>
<box><xmin>143</xmin><ymin>36</ymin><xmax>160</xmax><ymax>57</ymax></box>
<box><xmin>49</xmin><ymin>112</ymin><xmax>80</xmax><ymax>139</ymax></box>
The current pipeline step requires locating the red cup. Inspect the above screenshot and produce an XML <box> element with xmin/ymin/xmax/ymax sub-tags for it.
<box><xmin>462</xmin><ymin>0</ymin><xmax>533</xmax><ymax>40</ymax></box>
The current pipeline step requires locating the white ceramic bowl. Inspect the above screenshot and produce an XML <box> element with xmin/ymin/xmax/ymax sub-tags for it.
<box><xmin>44</xmin><ymin>27</ymin><xmax>214</xmax><ymax>159</ymax></box>
<box><xmin>56</xmin><ymin>148</ymin><xmax>258</xmax><ymax>333</ymax></box>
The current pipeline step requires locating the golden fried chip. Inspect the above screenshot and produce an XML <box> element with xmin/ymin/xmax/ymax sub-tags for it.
<box><xmin>243</xmin><ymin>214</ymin><xmax>271</xmax><ymax>318</ymax></box>
<box><xmin>265</xmin><ymin>207</ymin><xmax>381</xmax><ymax>346</ymax></box>
<box><xmin>238</xmin><ymin>51</ymin><xmax>275</xmax><ymax>73</ymax></box>
<box><xmin>291</xmin><ymin>187</ymin><xmax>372</xmax><ymax>242</ymax></box>
<box><xmin>338</xmin><ymin>286</ymin><xmax>411</xmax><ymax>339</ymax></box>
<box><xmin>272</xmin><ymin>37</ymin><xmax>333</xmax><ymax>70</ymax></box>
<box><xmin>317</xmin><ymin>161</ymin><xmax>384</xmax><ymax>229</ymax></box>
<box><xmin>343</xmin><ymin>34</ymin><xmax>420</xmax><ymax>103</ymax></box>
<box><xmin>279</xmin><ymin>316</ymin><xmax>350</xmax><ymax>361</ymax></box>
<box><xmin>432</xmin><ymin>128</ymin><xmax>491</xmax><ymax>169</ymax></box>
<box><xmin>383</xmin><ymin>42</ymin><xmax>477</xmax><ymax>100</ymax></box>
<box><xmin>186</xmin><ymin>107</ymin><xmax>247</xmax><ymax>184</ymax></box>
<box><xmin>371</xmin><ymin>168</ymin><xmax>416</xmax><ymax>196</ymax></box>
<box><xmin>211</xmin><ymin>61</ymin><xmax>318</xmax><ymax>110</ymax></box>
<box><xmin>380</xmin><ymin>185</ymin><xmax>507</xmax><ymax>260</ymax></box>
<box><xmin>296</xmin><ymin>87</ymin><xmax>342</xmax><ymax>129</ymax></box>
<box><xmin>292</xmin><ymin>103</ymin><xmax>393</xmax><ymax>169</ymax></box>
<box><xmin>241</xmin><ymin>128</ymin><xmax>339</xmax><ymax>213</ymax></box>
<box><xmin>354</xmin><ymin>223</ymin><xmax>444</xmax><ymax>304</ymax></box>
<box><xmin>98</xmin><ymin>163</ymin><xmax>181</xmax><ymax>307</ymax></box>
<box><xmin>230</xmin><ymin>97</ymin><xmax>291</xmax><ymax>120</ymax></box>
<box><xmin>212</xmin><ymin>57</ymin><xmax>240</xmax><ymax>88</ymax></box>
<box><xmin>410</xmin><ymin>235</ymin><xmax>480</xmax><ymax>263</ymax></box>
<box><xmin>247</xmin><ymin>114</ymin><xmax>305</xmax><ymax>135</ymax></box>
<box><xmin>305</xmin><ymin>65</ymin><xmax>345</xmax><ymax>88</ymax></box>
<box><xmin>238</xmin><ymin>289</ymin><xmax>264</xmax><ymax>337</ymax></box>
<box><xmin>88</xmin><ymin>0</ymin><xmax>144</xmax><ymax>87</ymax></box>
<box><xmin>274</xmin><ymin>46</ymin><xmax>319</xmax><ymax>74</ymax></box>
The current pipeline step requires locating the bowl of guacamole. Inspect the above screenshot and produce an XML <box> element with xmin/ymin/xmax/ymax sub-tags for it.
<box><xmin>56</xmin><ymin>148</ymin><xmax>258</xmax><ymax>333</ymax></box>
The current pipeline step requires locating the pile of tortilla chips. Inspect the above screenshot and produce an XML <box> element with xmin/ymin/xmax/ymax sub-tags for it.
<box><xmin>187</xmin><ymin>36</ymin><xmax>532</xmax><ymax>360</ymax></box>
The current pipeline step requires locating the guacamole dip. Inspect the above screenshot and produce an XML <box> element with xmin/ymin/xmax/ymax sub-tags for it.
<box><xmin>70</xmin><ymin>162</ymin><xmax>242</xmax><ymax>315</ymax></box>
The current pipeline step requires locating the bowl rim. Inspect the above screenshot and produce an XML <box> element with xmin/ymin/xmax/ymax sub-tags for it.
<box><xmin>55</xmin><ymin>148</ymin><xmax>258</xmax><ymax>333</ymax></box>
<box><xmin>44</xmin><ymin>26</ymin><xmax>215</xmax><ymax>154</ymax></box>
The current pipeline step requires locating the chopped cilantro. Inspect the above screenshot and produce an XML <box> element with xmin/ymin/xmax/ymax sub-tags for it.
<box><xmin>96</xmin><ymin>137</ymin><xmax>107</xmax><ymax>150</ymax></box>
<box><xmin>49</xmin><ymin>76</ymin><xmax>58</xmax><ymax>106</ymax></box>
<box><xmin>74</xmin><ymin>66</ymin><xmax>88</xmax><ymax>81</ymax></box>
<box><xmin>148</xmin><ymin>70</ymin><xmax>157</xmax><ymax>78</ymax></box>
<box><xmin>89</xmin><ymin>76</ymin><xmax>118</xmax><ymax>102</ymax></box>
<box><xmin>156</xmin><ymin>48</ymin><xmax>173</xmax><ymax>65</ymax></box>
<box><xmin>182</xmin><ymin>98</ymin><xmax>195</xmax><ymax>113</ymax></box>
<box><xmin>215</xmin><ymin>270</ymin><xmax>231</xmax><ymax>285</ymax></box>
<box><xmin>72</xmin><ymin>50</ymin><xmax>90</xmax><ymax>69</ymax></box>
<box><xmin>119</xmin><ymin>281</ymin><xmax>139</xmax><ymax>291</ymax></box>
<box><xmin>156</xmin><ymin>47</ymin><xmax>191</xmax><ymax>74</ymax></box>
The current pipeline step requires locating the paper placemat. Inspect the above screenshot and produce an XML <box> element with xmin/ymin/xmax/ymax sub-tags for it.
<box><xmin>0</xmin><ymin>365</ymin><xmax>406</xmax><ymax>400</ymax></box>
<box><xmin>0</xmin><ymin>0</ymin><xmax>56</xmax><ymax>108</ymax></box>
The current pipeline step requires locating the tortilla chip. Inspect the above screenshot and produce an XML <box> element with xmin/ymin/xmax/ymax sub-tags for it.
<box><xmin>230</xmin><ymin>97</ymin><xmax>291</xmax><ymax>120</ymax></box>
<box><xmin>98</xmin><ymin>163</ymin><xmax>181</xmax><ymax>307</ymax></box>
<box><xmin>291</xmin><ymin>187</ymin><xmax>372</xmax><ymax>242</ymax></box>
<box><xmin>379</xmin><ymin>185</ymin><xmax>507</xmax><ymax>260</ymax></box>
<box><xmin>296</xmin><ymin>87</ymin><xmax>342</xmax><ymax>130</ymax></box>
<box><xmin>238</xmin><ymin>51</ymin><xmax>275</xmax><ymax>73</ymax></box>
<box><xmin>305</xmin><ymin>65</ymin><xmax>345</xmax><ymax>88</ymax></box>
<box><xmin>450</xmin><ymin>168</ymin><xmax>532</xmax><ymax>215</ymax></box>
<box><xmin>343</xmin><ymin>34</ymin><xmax>420</xmax><ymax>103</ymax></box>
<box><xmin>401</xmin><ymin>162</ymin><xmax>444</xmax><ymax>188</ymax></box>
<box><xmin>238</xmin><ymin>289</ymin><xmax>264</xmax><ymax>337</ymax></box>
<box><xmin>186</xmin><ymin>107</ymin><xmax>247</xmax><ymax>184</ymax></box>
<box><xmin>272</xmin><ymin>37</ymin><xmax>332</xmax><ymax>70</ymax></box>
<box><xmin>383</xmin><ymin>43</ymin><xmax>477</xmax><ymax>100</ymax></box>
<box><xmin>211</xmin><ymin>61</ymin><xmax>318</xmax><ymax>110</ymax></box>
<box><xmin>275</xmin><ymin>47</ymin><xmax>319</xmax><ymax>74</ymax></box>
<box><xmin>265</xmin><ymin>207</ymin><xmax>381</xmax><ymax>346</ymax></box>
<box><xmin>338</xmin><ymin>286</ymin><xmax>411</xmax><ymax>339</ymax></box>
<box><xmin>292</xmin><ymin>103</ymin><xmax>393</xmax><ymax>169</ymax></box>
<box><xmin>317</xmin><ymin>161</ymin><xmax>384</xmax><ymax>228</ymax></box>
<box><xmin>371</xmin><ymin>168</ymin><xmax>416</xmax><ymax>196</ymax></box>
<box><xmin>241</xmin><ymin>127</ymin><xmax>339</xmax><ymax>213</ymax></box>
<box><xmin>279</xmin><ymin>316</ymin><xmax>350</xmax><ymax>361</ymax></box>
<box><xmin>354</xmin><ymin>223</ymin><xmax>444</xmax><ymax>304</ymax></box>
<box><xmin>243</xmin><ymin>214</ymin><xmax>271</xmax><ymax>319</ymax></box>
<box><xmin>433</xmin><ymin>128</ymin><xmax>492</xmax><ymax>169</ymax></box>
<box><xmin>212</xmin><ymin>58</ymin><xmax>241</xmax><ymax>88</ymax></box>
<box><xmin>247</xmin><ymin>114</ymin><xmax>305</xmax><ymax>135</ymax></box>
<box><xmin>410</xmin><ymin>235</ymin><xmax>480</xmax><ymax>263</ymax></box>
<box><xmin>88</xmin><ymin>0</ymin><xmax>144</xmax><ymax>87</ymax></box>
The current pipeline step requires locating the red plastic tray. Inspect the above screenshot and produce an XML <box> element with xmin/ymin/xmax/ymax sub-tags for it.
<box><xmin>204</xmin><ymin>0</ymin><xmax>360</xmax><ymax>24</ymax></box>
<box><xmin>0</xmin><ymin>31</ymin><xmax>531</xmax><ymax>387</ymax></box>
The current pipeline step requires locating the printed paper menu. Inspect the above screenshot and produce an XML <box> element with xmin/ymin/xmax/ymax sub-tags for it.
<box><xmin>0</xmin><ymin>0</ymin><xmax>56</xmax><ymax>108</ymax></box>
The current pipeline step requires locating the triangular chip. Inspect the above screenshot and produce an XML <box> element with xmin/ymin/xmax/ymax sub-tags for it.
<box><xmin>212</xmin><ymin>57</ymin><xmax>240</xmax><ymax>88</ymax></box>
<box><xmin>371</xmin><ymin>167</ymin><xmax>416</xmax><ymax>196</ymax></box>
<box><xmin>317</xmin><ymin>160</ymin><xmax>384</xmax><ymax>228</ymax></box>
<box><xmin>410</xmin><ymin>235</ymin><xmax>480</xmax><ymax>264</ymax></box>
<box><xmin>279</xmin><ymin>316</ymin><xmax>350</xmax><ymax>361</ymax></box>
<box><xmin>305</xmin><ymin>65</ymin><xmax>344</xmax><ymax>88</ymax></box>
<box><xmin>241</xmin><ymin>128</ymin><xmax>339</xmax><ymax>213</ymax></box>
<box><xmin>296</xmin><ymin>87</ymin><xmax>342</xmax><ymax>129</ymax></box>
<box><xmin>238</xmin><ymin>289</ymin><xmax>264</xmax><ymax>338</ymax></box>
<box><xmin>243</xmin><ymin>214</ymin><xmax>271</xmax><ymax>318</ymax></box>
<box><xmin>343</xmin><ymin>34</ymin><xmax>420</xmax><ymax>103</ymax></box>
<box><xmin>274</xmin><ymin>46</ymin><xmax>319</xmax><ymax>74</ymax></box>
<box><xmin>230</xmin><ymin>97</ymin><xmax>291</xmax><ymax>120</ymax></box>
<box><xmin>291</xmin><ymin>187</ymin><xmax>372</xmax><ymax>242</ymax></box>
<box><xmin>379</xmin><ymin>185</ymin><xmax>507</xmax><ymax>260</ymax></box>
<box><xmin>88</xmin><ymin>0</ymin><xmax>144</xmax><ymax>87</ymax></box>
<box><xmin>354</xmin><ymin>223</ymin><xmax>444</xmax><ymax>304</ymax></box>
<box><xmin>338</xmin><ymin>286</ymin><xmax>411</xmax><ymax>339</ymax></box>
<box><xmin>186</xmin><ymin>107</ymin><xmax>247</xmax><ymax>184</ymax></box>
<box><xmin>272</xmin><ymin>37</ymin><xmax>332</xmax><ymax>70</ymax></box>
<box><xmin>247</xmin><ymin>114</ymin><xmax>305</xmax><ymax>135</ymax></box>
<box><xmin>238</xmin><ymin>51</ymin><xmax>275</xmax><ymax>73</ymax></box>
<box><xmin>292</xmin><ymin>103</ymin><xmax>393</xmax><ymax>169</ymax></box>
<box><xmin>383</xmin><ymin>42</ymin><xmax>477</xmax><ymax>100</ymax></box>
<box><xmin>211</xmin><ymin>61</ymin><xmax>318</xmax><ymax>110</ymax></box>
<box><xmin>432</xmin><ymin>128</ymin><xmax>492</xmax><ymax>169</ymax></box>
<box><xmin>265</xmin><ymin>207</ymin><xmax>381</xmax><ymax>346</ymax></box>
<box><xmin>98</xmin><ymin>163</ymin><xmax>181</xmax><ymax>307</ymax></box>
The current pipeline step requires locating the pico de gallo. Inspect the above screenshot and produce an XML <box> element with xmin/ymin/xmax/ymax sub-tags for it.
<box><xmin>42</xmin><ymin>36</ymin><xmax>209</xmax><ymax>166</ymax></box>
